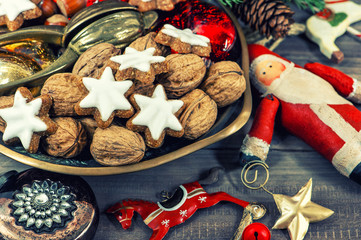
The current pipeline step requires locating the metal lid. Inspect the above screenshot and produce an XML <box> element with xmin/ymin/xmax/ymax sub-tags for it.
<box><xmin>0</xmin><ymin>168</ymin><xmax>99</xmax><ymax>240</ymax></box>
<box><xmin>63</xmin><ymin>0</ymin><xmax>138</xmax><ymax>48</ymax></box>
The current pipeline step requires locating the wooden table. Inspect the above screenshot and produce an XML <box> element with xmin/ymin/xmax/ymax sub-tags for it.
<box><xmin>1</xmin><ymin>2</ymin><xmax>361</xmax><ymax>239</ymax></box>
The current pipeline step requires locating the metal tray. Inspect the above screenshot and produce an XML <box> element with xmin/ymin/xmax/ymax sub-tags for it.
<box><xmin>0</xmin><ymin>0</ymin><xmax>252</xmax><ymax>175</ymax></box>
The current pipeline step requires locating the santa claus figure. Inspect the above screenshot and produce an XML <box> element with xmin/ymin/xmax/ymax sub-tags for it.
<box><xmin>241</xmin><ymin>44</ymin><xmax>361</xmax><ymax>185</ymax></box>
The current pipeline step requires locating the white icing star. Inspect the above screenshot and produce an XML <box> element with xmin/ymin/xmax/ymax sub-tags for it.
<box><xmin>79</xmin><ymin>67</ymin><xmax>133</xmax><ymax>122</ymax></box>
<box><xmin>131</xmin><ymin>85</ymin><xmax>183</xmax><ymax>140</ymax></box>
<box><xmin>110</xmin><ymin>47</ymin><xmax>165</xmax><ymax>72</ymax></box>
<box><xmin>161</xmin><ymin>24</ymin><xmax>210</xmax><ymax>47</ymax></box>
<box><xmin>0</xmin><ymin>90</ymin><xmax>47</xmax><ymax>150</ymax></box>
<box><xmin>0</xmin><ymin>0</ymin><xmax>36</xmax><ymax>21</ymax></box>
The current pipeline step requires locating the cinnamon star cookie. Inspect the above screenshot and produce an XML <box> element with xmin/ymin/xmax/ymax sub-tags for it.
<box><xmin>75</xmin><ymin>67</ymin><xmax>134</xmax><ymax>129</ymax></box>
<box><xmin>0</xmin><ymin>87</ymin><xmax>57</xmax><ymax>153</ymax></box>
<box><xmin>0</xmin><ymin>0</ymin><xmax>42</xmax><ymax>31</ymax></box>
<box><xmin>155</xmin><ymin>24</ymin><xmax>211</xmax><ymax>57</ymax></box>
<box><xmin>126</xmin><ymin>84</ymin><xmax>184</xmax><ymax>148</ymax></box>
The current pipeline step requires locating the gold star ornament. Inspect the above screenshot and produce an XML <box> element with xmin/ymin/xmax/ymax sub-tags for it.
<box><xmin>272</xmin><ymin>178</ymin><xmax>334</xmax><ymax>240</ymax></box>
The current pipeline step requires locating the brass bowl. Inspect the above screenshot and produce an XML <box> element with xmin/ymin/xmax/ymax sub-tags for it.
<box><xmin>0</xmin><ymin>0</ymin><xmax>252</xmax><ymax>176</ymax></box>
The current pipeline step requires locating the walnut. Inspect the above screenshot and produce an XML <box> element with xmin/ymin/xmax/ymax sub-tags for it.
<box><xmin>42</xmin><ymin>117</ymin><xmax>87</xmax><ymax>158</ymax></box>
<box><xmin>158</xmin><ymin>54</ymin><xmax>206</xmax><ymax>98</ymax></box>
<box><xmin>72</xmin><ymin>43</ymin><xmax>120</xmax><ymax>79</ymax></box>
<box><xmin>90</xmin><ymin>125</ymin><xmax>145</xmax><ymax>166</ymax></box>
<box><xmin>201</xmin><ymin>61</ymin><xmax>246</xmax><ymax>107</ymax></box>
<box><xmin>41</xmin><ymin>73</ymin><xmax>86</xmax><ymax>116</ymax></box>
<box><xmin>179</xmin><ymin>89</ymin><xmax>217</xmax><ymax>139</ymax></box>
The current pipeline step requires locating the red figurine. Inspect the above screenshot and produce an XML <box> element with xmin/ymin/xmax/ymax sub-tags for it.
<box><xmin>240</xmin><ymin>44</ymin><xmax>361</xmax><ymax>185</ymax></box>
<box><xmin>107</xmin><ymin>168</ymin><xmax>266</xmax><ymax>240</ymax></box>
<box><xmin>241</xmin><ymin>223</ymin><xmax>271</xmax><ymax>240</ymax></box>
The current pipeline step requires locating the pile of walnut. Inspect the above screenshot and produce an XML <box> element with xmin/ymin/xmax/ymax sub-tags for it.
<box><xmin>0</xmin><ymin>29</ymin><xmax>246</xmax><ymax>166</ymax></box>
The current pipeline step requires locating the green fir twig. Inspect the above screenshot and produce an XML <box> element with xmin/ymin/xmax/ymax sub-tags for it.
<box><xmin>218</xmin><ymin>0</ymin><xmax>243</xmax><ymax>8</ymax></box>
<box><xmin>285</xmin><ymin>0</ymin><xmax>325</xmax><ymax>12</ymax></box>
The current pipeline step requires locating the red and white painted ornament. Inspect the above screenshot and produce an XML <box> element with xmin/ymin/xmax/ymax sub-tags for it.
<box><xmin>107</xmin><ymin>168</ymin><xmax>267</xmax><ymax>240</ymax></box>
<box><xmin>306</xmin><ymin>0</ymin><xmax>361</xmax><ymax>63</ymax></box>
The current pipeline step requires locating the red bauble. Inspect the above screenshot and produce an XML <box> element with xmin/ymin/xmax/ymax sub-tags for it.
<box><xmin>156</xmin><ymin>0</ymin><xmax>237</xmax><ymax>61</ymax></box>
<box><xmin>241</xmin><ymin>223</ymin><xmax>271</xmax><ymax>240</ymax></box>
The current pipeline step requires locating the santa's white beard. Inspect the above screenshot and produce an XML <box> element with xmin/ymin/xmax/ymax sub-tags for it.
<box><xmin>267</xmin><ymin>65</ymin><xmax>351</xmax><ymax>105</ymax></box>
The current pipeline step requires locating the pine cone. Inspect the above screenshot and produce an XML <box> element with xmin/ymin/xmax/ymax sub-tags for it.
<box><xmin>233</xmin><ymin>0</ymin><xmax>295</xmax><ymax>39</ymax></box>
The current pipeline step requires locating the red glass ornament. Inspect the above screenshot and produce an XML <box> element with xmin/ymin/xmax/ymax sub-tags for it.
<box><xmin>241</xmin><ymin>222</ymin><xmax>271</xmax><ymax>240</ymax></box>
<box><xmin>156</xmin><ymin>0</ymin><xmax>237</xmax><ymax>61</ymax></box>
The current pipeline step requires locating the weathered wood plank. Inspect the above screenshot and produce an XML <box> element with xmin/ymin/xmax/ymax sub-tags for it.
<box><xmin>1</xmin><ymin>1</ymin><xmax>361</xmax><ymax>239</ymax></box>
<box><xmin>83</xmin><ymin>149</ymin><xmax>361</xmax><ymax>240</ymax></box>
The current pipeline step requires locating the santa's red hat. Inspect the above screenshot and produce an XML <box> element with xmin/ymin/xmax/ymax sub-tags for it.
<box><xmin>248</xmin><ymin>44</ymin><xmax>292</xmax><ymax>67</ymax></box>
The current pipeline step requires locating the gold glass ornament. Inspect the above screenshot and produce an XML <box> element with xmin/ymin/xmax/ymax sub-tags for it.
<box><xmin>1</xmin><ymin>40</ymin><xmax>57</xmax><ymax>69</ymax></box>
<box><xmin>0</xmin><ymin>49</ymin><xmax>41</xmax><ymax>85</ymax></box>
<box><xmin>0</xmin><ymin>40</ymin><xmax>58</xmax><ymax>86</ymax></box>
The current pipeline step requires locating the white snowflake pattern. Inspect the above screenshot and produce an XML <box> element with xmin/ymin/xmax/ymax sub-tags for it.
<box><xmin>0</xmin><ymin>0</ymin><xmax>36</xmax><ymax>21</ymax></box>
<box><xmin>161</xmin><ymin>219</ymin><xmax>170</xmax><ymax>227</ymax></box>
<box><xmin>79</xmin><ymin>67</ymin><xmax>133</xmax><ymax>121</ymax></box>
<box><xmin>131</xmin><ymin>85</ymin><xmax>183</xmax><ymax>140</ymax></box>
<box><xmin>161</xmin><ymin>24</ymin><xmax>210</xmax><ymax>47</ymax></box>
<box><xmin>179</xmin><ymin>210</ymin><xmax>187</xmax><ymax>217</ymax></box>
<box><xmin>110</xmin><ymin>47</ymin><xmax>165</xmax><ymax>72</ymax></box>
<box><xmin>198</xmin><ymin>196</ymin><xmax>207</xmax><ymax>203</ymax></box>
<box><xmin>0</xmin><ymin>90</ymin><xmax>47</xmax><ymax>150</ymax></box>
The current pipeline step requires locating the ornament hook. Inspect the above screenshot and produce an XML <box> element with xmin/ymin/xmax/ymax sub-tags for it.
<box><xmin>241</xmin><ymin>160</ymin><xmax>272</xmax><ymax>195</ymax></box>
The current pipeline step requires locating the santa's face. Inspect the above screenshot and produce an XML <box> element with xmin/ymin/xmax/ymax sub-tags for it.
<box><xmin>255</xmin><ymin>60</ymin><xmax>286</xmax><ymax>86</ymax></box>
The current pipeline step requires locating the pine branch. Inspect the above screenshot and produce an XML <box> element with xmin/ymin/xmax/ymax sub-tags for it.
<box><xmin>218</xmin><ymin>0</ymin><xmax>243</xmax><ymax>8</ymax></box>
<box><xmin>285</xmin><ymin>0</ymin><xmax>325</xmax><ymax>12</ymax></box>
<box><xmin>219</xmin><ymin>0</ymin><xmax>325</xmax><ymax>12</ymax></box>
